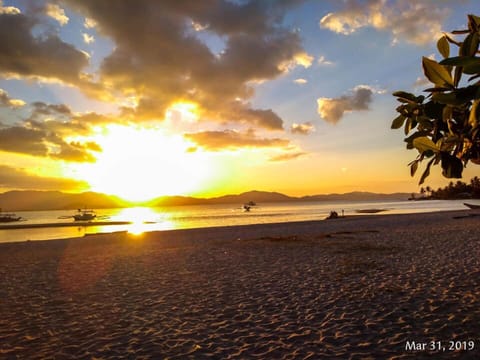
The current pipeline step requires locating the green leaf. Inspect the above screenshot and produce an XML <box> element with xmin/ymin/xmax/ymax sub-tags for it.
<box><xmin>391</xmin><ymin>114</ymin><xmax>406</xmax><ymax>129</ymax></box>
<box><xmin>413</xmin><ymin>137</ymin><xmax>440</xmax><ymax>154</ymax></box>
<box><xmin>419</xmin><ymin>158</ymin><xmax>435</xmax><ymax>185</ymax></box>
<box><xmin>440</xmin><ymin>153</ymin><xmax>463</xmax><ymax>178</ymax></box>
<box><xmin>437</xmin><ymin>36</ymin><xmax>450</xmax><ymax>58</ymax></box>
<box><xmin>392</xmin><ymin>91</ymin><xmax>420</xmax><ymax>103</ymax></box>
<box><xmin>469</xmin><ymin>99</ymin><xmax>479</xmax><ymax>127</ymax></box>
<box><xmin>463</xmin><ymin>62</ymin><xmax>480</xmax><ymax>75</ymax></box>
<box><xmin>470</xmin><ymin>14</ymin><xmax>480</xmax><ymax>28</ymax></box>
<box><xmin>460</xmin><ymin>33</ymin><xmax>479</xmax><ymax>57</ymax></box>
<box><xmin>432</xmin><ymin>92</ymin><xmax>464</xmax><ymax>105</ymax></box>
<box><xmin>440</xmin><ymin>56</ymin><xmax>480</xmax><ymax>67</ymax></box>
<box><xmin>422</xmin><ymin>57</ymin><xmax>454</xmax><ymax>88</ymax></box>
<box><xmin>410</xmin><ymin>160</ymin><xmax>419</xmax><ymax>177</ymax></box>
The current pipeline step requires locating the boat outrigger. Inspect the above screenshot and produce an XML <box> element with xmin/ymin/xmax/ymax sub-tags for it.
<box><xmin>0</xmin><ymin>209</ymin><xmax>23</xmax><ymax>223</ymax></box>
<box><xmin>73</xmin><ymin>209</ymin><xmax>97</xmax><ymax>221</ymax></box>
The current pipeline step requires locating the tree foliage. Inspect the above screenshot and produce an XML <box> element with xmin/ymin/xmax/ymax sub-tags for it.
<box><xmin>419</xmin><ymin>176</ymin><xmax>480</xmax><ymax>199</ymax></box>
<box><xmin>392</xmin><ymin>14</ymin><xmax>480</xmax><ymax>184</ymax></box>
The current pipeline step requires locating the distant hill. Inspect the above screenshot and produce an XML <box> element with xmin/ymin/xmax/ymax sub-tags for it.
<box><xmin>0</xmin><ymin>191</ymin><xmax>128</xmax><ymax>211</ymax></box>
<box><xmin>0</xmin><ymin>190</ymin><xmax>412</xmax><ymax>211</ymax></box>
<box><xmin>150</xmin><ymin>190</ymin><xmax>410</xmax><ymax>206</ymax></box>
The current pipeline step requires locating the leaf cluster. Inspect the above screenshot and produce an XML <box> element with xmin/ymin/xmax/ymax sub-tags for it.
<box><xmin>392</xmin><ymin>14</ymin><xmax>480</xmax><ymax>184</ymax></box>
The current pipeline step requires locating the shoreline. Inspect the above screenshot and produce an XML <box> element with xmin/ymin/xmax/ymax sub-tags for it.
<box><xmin>0</xmin><ymin>208</ymin><xmax>476</xmax><ymax>245</ymax></box>
<box><xmin>1</xmin><ymin>210</ymin><xmax>479</xmax><ymax>359</ymax></box>
<box><xmin>0</xmin><ymin>209</ymin><xmax>480</xmax><ymax>244</ymax></box>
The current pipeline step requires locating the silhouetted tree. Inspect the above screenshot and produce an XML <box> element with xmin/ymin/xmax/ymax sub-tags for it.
<box><xmin>392</xmin><ymin>14</ymin><xmax>480</xmax><ymax>184</ymax></box>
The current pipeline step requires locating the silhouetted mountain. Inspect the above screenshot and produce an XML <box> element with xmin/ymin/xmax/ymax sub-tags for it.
<box><xmin>0</xmin><ymin>190</ymin><xmax>412</xmax><ymax>211</ymax></box>
<box><xmin>0</xmin><ymin>191</ymin><xmax>129</xmax><ymax>211</ymax></box>
<box><xmin>149</xmin><ymin>190</ymin><xmax>410</xmax><ymax>207</ymax></box>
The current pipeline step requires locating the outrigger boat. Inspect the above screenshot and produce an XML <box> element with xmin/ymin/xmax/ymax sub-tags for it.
<box><xmin>73</xmin><ymin>209</ymin><xmax>97</xmax><ymax>221</ymax></box>
<box><xmin>0</xmin><ymin>209</ymin><xmax>23</xmax><ymax>223</ymax></box>
<box><xmin>464</xmin><ymin>203</ymin><xmax>480</xmax><ymax>210</ymax></box>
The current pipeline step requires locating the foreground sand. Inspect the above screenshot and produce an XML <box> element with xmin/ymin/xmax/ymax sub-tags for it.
<box><xmin>1</xmin><ymin>210</ymin><xmax>479</xmax><ymax>359</ymax></box>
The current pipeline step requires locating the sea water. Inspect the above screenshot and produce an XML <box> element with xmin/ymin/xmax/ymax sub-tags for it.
<box><xmin>0</xmin><ymin>199</ymin><xmax>474</xmax><ymax>243</ymax></box>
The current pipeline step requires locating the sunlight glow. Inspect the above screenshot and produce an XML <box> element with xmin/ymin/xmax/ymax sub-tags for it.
<box><xmin>73</xmin><ymin>125</ymin><xmax>216</xmax><ymax>202</ymax></box>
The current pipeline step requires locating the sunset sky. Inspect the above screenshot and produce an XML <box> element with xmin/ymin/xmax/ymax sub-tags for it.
<box><xmin>1</xmin><ymin>0</ymin><xmax>479</xmax><ymax>202</ymax></box>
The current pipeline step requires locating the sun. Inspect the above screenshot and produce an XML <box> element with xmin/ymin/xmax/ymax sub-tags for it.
<box><xmin>71</xmin><ymin>125</ymin><xmax>215</xmax><ymax>202</ymax></box>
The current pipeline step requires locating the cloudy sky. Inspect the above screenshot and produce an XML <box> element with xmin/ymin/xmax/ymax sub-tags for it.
<box><xmin>0</xmin><ymin>0</ymin><xmax>479</xmax><ymax>201</ymax></box>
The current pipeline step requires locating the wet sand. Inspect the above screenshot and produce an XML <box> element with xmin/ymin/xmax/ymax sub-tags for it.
<box><xmin>1</xmin><ymin>210</ymin><xmax>479</xmax><ymax>359</ymax></box>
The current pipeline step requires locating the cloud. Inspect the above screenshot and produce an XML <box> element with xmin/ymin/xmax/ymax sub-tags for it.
<box><xmin>0</xmin><ymin>126</ymin><xmax>48</xmax><ymax>156</ymax></box>
<box><xmin>83</xmin><ymin>17</ymin><xmax>96</xmax><ymax>29</ymax></box>
<box><xmin>413</xmin><ymin>76</ymin><xmax>430</xmax><ymax>88</ymax></box>
<box><xmin>0</xmin><ymin>88</ymin><xmax>26</xmax><ymax>108</ymax></box>
<box><xmin>82</xmin><ymin>33</ymin><xmax>95</xmax><ymax>44</ymax></box>
<box><xmin>269</xmin><ymin>151</ymin><xmax>307</xmax><ymax>162</ymax></box>
<box><xmin>290</xmin><ymin>122</ymin><xmax>315</xmax><ymax>135</ymax></box>
<box><xmin>0</xmin><ymin>1</ymin><xmax>20</xmax><ymax>15</ymax></box>
<box><xmin>317</xmin><ymin>55</ymin><xmax>334</xmax><ymax>66</ymax></box>
<box><xmin>0</xmin><ymin>9</ymin><xmax>89</xmax><ymax>85</ymax></box>
<box><xmin>317</xmin><ymin>85</ymin><xmax>373</xmax><ymax>124</ymax></box>
<box><xmin>0</xmin><ymin>97</ymin><xmax>120</xmax><ymax>162</ymax></box>
<box><xmin>45</xmin><ymin>3</ymin><xmax>69</xmax><ymax>26</ymax></box>
<box><xmin>293</xmin><ymin>78</ymin><xmax>307</xmax><ymax>84</ymax></box>
<box><xmin>61</xmin><ymin>0</ymin><xmax>309</xmax><ymax>128</ymax></box>
<box><xmin>184</xmin><ymin>129</ymin><xmax>289</xmax><ymax>151</ymax></box>
<box><xmin>320</xmin><ymin>0</ymin><xmax>450</xmax><ymax>45</ymax></box>
<box><xmin>0</xmin><ymin>165</ymin><xmax>88</xmax><ymax>191</ymax></box>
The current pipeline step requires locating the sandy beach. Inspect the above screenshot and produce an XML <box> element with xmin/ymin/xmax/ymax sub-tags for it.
<box><xmin>1</xmin><ymin>210</ymin><xmax>479</xmax><ymax>359</ymax></box>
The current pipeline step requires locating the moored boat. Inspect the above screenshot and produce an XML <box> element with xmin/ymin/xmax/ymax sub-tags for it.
<box><xmin>0</xmin><ymin>209</ymin><xmax>23</xmax><ymax>222</ymax></box>
<box><xmin>73</xmin><ymin>209</ymin><xmax>97</xmax><ymax>221</ymax></box>
<box><xmin>464</xmin><ymin>203</ymin><xmax>480</xmax><ymax>210</ymax></box>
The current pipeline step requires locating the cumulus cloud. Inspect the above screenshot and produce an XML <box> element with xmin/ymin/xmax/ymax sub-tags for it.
<box><xmin>184</xmin><ymin>129</ymin><xmax>289</xmax><ymax>151</ymax></box>
<box><xmin>0</xmin><ymin>123</ymin><xmax>100</xmax><ymax>162</ymax></box>
<box><xmin>320</xmin><ymin>0</ymin><xmax>450</xmax><ymax>45</ymax></box>
<box><xmin>61</xmin><ymin>0</ymin><xmax>309</xmax><ymax>128</ymax></box>
<box><xmin>0</xmin><ymin>165</ymin><xmax>88</xmax><ymax>191</ymax></box>
<box><xmin>0</xmin><ymin>9</ymin><xmax>89</xmax><ymax>85</ymax></box>
<box><xmin>0</xmin><ymin>99</ymin><xmax>105</xmax><ymax>162</ymax></box>
<box><xmin>0</xmin><ymin>89</ymin><xmax>25</xmax><ymax>108</ymax></box>
<box><xmin>317</xmin><ymin>85</ymin><xmax>374</xmax><ymax>124</ymax></box>
<box><xmin>290</xmin><ymin>122</ymin><xmax>315</xmax><ymax>135</ymax></box>
<box><xmin>0</xmin><ymin>0</ymin><xmax>20</xmax><ymax>15</ymax></box>
<box><xmin>45</xmin><ymin>3</ymin><xmax>69</xmax><ymax>26</ymax></box>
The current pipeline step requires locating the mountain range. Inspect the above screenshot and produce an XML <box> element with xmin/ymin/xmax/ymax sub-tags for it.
<box><xmin>0</xmin><ymin>190</ymin><xmax>412</xmax><ymax>212</ymax></box>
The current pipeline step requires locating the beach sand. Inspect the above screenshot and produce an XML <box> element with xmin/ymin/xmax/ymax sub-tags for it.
<box><xmin>1</xmin><ymin>210</ymin><xmax>479</xmax><ymax>359</ymax></box>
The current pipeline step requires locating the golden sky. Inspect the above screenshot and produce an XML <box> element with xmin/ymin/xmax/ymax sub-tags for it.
<box><xmin>0</xmin><ymin>0</ymin><xmax>478</xmax><ymax>202</ymax></box>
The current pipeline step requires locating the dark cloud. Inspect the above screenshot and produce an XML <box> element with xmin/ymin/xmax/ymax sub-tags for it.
<box><xmin>0</xmin><ymin>123</ymin><xmax>100</xmax><ymax>162</ymax></box>
<box><xmin>0</xmin><ymin>126</ymin><xmax>47</xmax><ymax>156</ymax></box>
<box><xmin>0</xmin><ymin>165</ymin><xmax>88</xmax><ymax>191</ymax></box>
<box><xmin>61</xmin><ymin>0</ymin><xmax>310</xmax><ymax>128</ymax></box>
<box><xmin>184</xmin><ymin>129</ymin><xmax>289</xmax><ymax>151</ymax></box>
<box><xmin>317</xmin><ymin>85</ymin><xmax>373</xmax><ymax>124</ymax></box>
<box><xmin>0</xmin><ymin>9</ymin><xmax>89</xmax><ymax>84</ymax></box>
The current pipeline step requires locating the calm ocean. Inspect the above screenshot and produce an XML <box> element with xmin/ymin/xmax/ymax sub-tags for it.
<box><xmin>0</xmin><ymin>199</ymin><xmax>474</xmax><ymax>243</ymax></box>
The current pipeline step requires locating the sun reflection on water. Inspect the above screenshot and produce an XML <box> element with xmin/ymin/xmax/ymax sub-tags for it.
<box><xmin>112</xmin><ymin>207</ymin><xmax>176</xmax><ymax>235</ymax></box>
